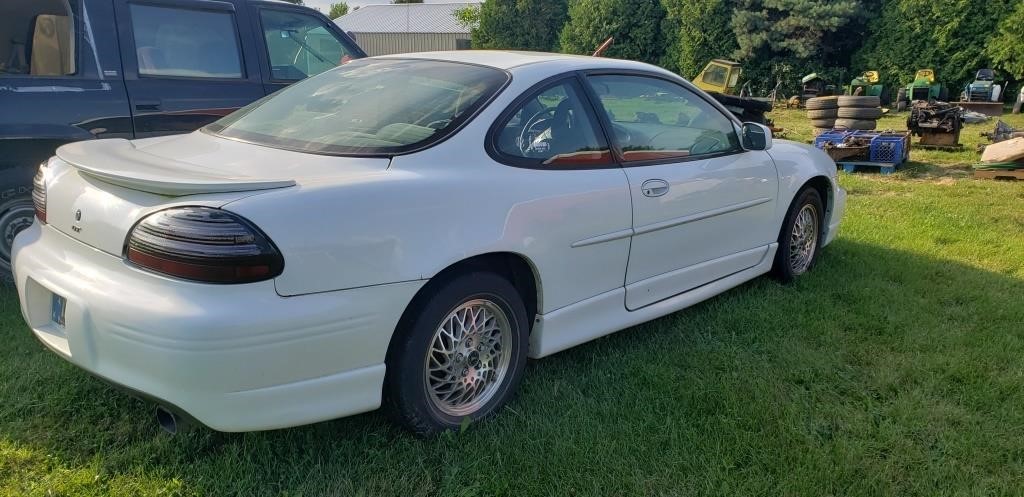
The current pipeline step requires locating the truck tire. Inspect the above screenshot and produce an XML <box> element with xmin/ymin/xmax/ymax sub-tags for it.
<box><xmin>0</xmin><ymin>196</ymin><xmax>34</xmax><ymax>284</ymax></box>
<box><xmin>806</xmin><ymin>96</ymin><xmax>839</xmax><ymax>110</ymax></box>
<box><xmin>807</xmin><ymin>108</ymin><xmax>839</xmax><ymax>119</ymax></box>
<box><xmin>810</xmin><ymin>119</ymin><xmax>837</xmax><ymax>129</ymax></box>
<box><xmin>835</xmin><ymin>118</ymin><xmax>877</xmax><ymax>130</ymax></box>
<box><xmin>837</xmin><ymin>107</ymin><xmax>883</xmax><ymax>119</ymax></box>
<box><xmin>837</xmin><ymin>95</ymin><xmax>881</xmax><ymax>108</ymax></box>
<box><xmin>938</xmin><ymin>86</ymin><xmax>949</xmax><ymax>102</ymax></box>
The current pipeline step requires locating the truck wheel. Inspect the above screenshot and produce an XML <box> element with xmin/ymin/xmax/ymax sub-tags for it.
<box><xmin>938</xmin><ymin>87</ymin><xmax>949</xmax><ymax>102</ymax></box>
<box><xmin>807</xmin><ymin>108</ymin><xmax>838</xmax><ymax>119</ymax></box>
<box><xmin>837</xmin><ymin>107</ymin><xmax>883</xmax><ymax>119</ymax></box>
<box><xmin>0</xmin><ymin>196</ymin><xmax>34</xmax><ymax>283</ymax></box>
<box><xmin>805</xmin><ymin>96</ymin><xmax>839</xmax><ymax>110</ymax></box>
<box><xmin>834</xmin><ymin>118</ymin><xmax>877</xmax><ymax>130</ymax></box>
<box><xmin>837</xmin><ymin>95</ymin><xmax>881</xmax><ymax>108</ymax></box>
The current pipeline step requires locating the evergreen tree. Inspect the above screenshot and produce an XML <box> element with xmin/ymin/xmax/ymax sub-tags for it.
<box><xmin>559</xmin><ymin>0</ymin><xmax>668</xmax><ymax>65</ymax></box>
<box><xmin>471</xmin><ymin>0</ymin><xmax>569</xmax><ymax>51</ymax></box>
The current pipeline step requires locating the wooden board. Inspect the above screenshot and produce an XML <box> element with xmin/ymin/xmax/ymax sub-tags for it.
<box><xmin>974</xmin><ymin>168</ymin><xmax>1024</xmax><ymax>180</ymax></box>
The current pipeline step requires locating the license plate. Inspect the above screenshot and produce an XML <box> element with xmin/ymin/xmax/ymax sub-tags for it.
<box><xmin>51</xmin><ymin>294</ymin><xmax>67</xmax><ymax>328</ymax></box>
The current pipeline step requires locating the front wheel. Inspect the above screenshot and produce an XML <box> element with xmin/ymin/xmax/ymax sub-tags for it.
<box><xmin>772</xmin><ymin>188</ymin><xmax>824</xmax><ymax>282</ymax></box>
<box><xmin>0</xmin><ymin>196</ymin><xmax>35</xmax><ymax>284</ymax></box>
<box><xmin>384</xmin><ymin>271</ymin><xmax>529</xmax><ymax>436</ymax></box>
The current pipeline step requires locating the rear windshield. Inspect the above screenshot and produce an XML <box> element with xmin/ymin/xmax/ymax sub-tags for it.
<box><xmin>205</xmin><ymin>59</ymin><xmax>509</xmax><ymax>155</ymax></box>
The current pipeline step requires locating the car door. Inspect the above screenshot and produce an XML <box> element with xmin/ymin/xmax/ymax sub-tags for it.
<box><xmin>113</xmin><ymin>0</ymin><xmax>265</xmax><ymax>137</ymax></box>
<box><xmin>250</xmin><ymin>5</ymin><xmax>363</xmax><ymax>95</ymax></box>
<box><xmin>583</xmin><ymin>73</ymin><xmax>779</xmax><ymax>310</ymax></box>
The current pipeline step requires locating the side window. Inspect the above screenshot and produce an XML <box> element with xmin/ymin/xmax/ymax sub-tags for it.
<box><xmin>587</xmin><ymin>75</ymin><xmax>740</xmax><ymax>162</ymax></box>
<box><xmin>1</xmin><ymin>0</ymin><xmax>77</xmax><ymax>76</ymax></box>
<box><xmin>129</xmin><ymin>4</ymin><xmax>243</xmax><ymax>79</ymax></box>
<box><xmin>494</xmin><ymin>80</ymin><xmax>611</xmax><ymax>168</ymax></box>
<box><xmin>260</xmin><ymin>10</ymin><xmax>357</xmax><ymax>81</ymax></box>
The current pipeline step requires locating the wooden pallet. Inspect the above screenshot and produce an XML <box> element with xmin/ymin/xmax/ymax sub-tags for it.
<box><xmin>837</xmin><ymin>161</ymin><xmax>901</xmax><ymax>175</ymax></box>
<box><xmin>974</xmin><ymin>168</ymin><xmax>1024</xmax><ymax>180</ymax></box>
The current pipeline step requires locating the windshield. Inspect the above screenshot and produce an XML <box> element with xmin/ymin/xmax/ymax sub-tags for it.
<box><xmin>206</xmin><ymin>59</ymin><xmax>509</xmax><ymax>155</ymax></box>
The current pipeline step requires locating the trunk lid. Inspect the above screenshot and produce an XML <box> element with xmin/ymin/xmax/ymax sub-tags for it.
<box><xmin>46</xmin><ymin>132</ymin><xmax>391</xmax><ymax>256</ymax></box>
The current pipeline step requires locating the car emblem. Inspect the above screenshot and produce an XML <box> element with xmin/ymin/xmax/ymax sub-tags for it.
<box><xmin>75</xmin><ymin>209</ymin><xmax>82</xmax><ymax>221</ymax></box>
<box><xmin>72</xmin><ymin>209</ymin><xmax>83</xmax><ymax>233</ymax></box>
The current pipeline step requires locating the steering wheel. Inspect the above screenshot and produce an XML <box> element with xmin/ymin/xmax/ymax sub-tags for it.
<box><xmin>426</xmin><ymin>119</ymin><xmax>451</xmax><ymax>130</ymax></box>
<box><xmin>690</xmin><ymin>134</ymin><xmax>724</xmax><ymax>155</ymax></box>
<box><xmin>518</xmin><ymin>108</ymin><xmax>557</xmax><ymax>156</ymax></box>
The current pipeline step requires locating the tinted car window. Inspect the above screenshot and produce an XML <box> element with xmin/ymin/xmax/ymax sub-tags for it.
<box><xmin>129</xmin><ymin>4</ymin><xmax>242</xmax><ymax>79</ymax></box>
<box><xmin>493</xmin><ymin>80</ymin><xmax>610</xmax><ymax>168</ymax></box>
<box><xmin>206</xmin><ymin>59</ymin><xmax>508</xmax><ymax>155</ymax></box>
<box><xmin>587</xmin><ymin>75</ymin><xmax>740</xmax><ymax>162</ymax></box>
<box><xmin>260</xmin><ymin>9</ymin><xmax>357</xmax><ymax>81</ymax></box>
<box><xmin>1</xmin><ymin>0</ymin><xmax>76</xmax><ymax>76</ymax></box>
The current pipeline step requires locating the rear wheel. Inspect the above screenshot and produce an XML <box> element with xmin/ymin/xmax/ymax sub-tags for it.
<box><xmin>0</xmin><ymin>196</ymin><xmax>35</xmax><ymax>284</ymax></box>
<box><xmin>384</xmin><ymin>271</ymin><xmax>529</xmax><ymax>436</ymax></box>
<box><xmin>772</xmin><ymin>188</ymin><xmax>824</xmax><ymax>282</ymax></box>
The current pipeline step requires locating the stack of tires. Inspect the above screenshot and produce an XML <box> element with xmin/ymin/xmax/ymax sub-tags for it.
<box><xmin>806</xmin><ymin>96</ymin><xmax>839</xmax><ymax>134</ymax></box>
<box><xmin>834</xmin><ymin>96</ymin><xmax>882</xmax><ymax>130</ymax></box>
<box><xmin>807</xmin><ymin>95</ymin><xmax>883</xmax><ymax>132</ymax></box>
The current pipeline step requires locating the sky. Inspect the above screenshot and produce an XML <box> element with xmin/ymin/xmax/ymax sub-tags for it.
<box><xmin>303</xmin><ymin>0</ymin><xmax>458</xmax><ymax>14</ymax></box>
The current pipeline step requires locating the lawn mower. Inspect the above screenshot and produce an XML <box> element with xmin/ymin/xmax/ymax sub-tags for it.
<box><xmin>959</xmin><ymin>68</ymin><xmax>1005</xmax><ymax>116</ymax></box>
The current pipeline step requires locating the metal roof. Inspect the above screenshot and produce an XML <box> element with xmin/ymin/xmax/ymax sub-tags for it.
<box><xmin>335</xmin><ymin>3</ymin><xmax>478</xmax><ymax>34</ymax></box>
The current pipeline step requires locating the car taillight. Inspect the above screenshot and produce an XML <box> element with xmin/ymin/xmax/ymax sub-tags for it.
<box><xmin>125</xmin><ymin>207</ymin><xmax>283</xmax><ymax>284</ymax></box>
<box><xmin>32</xmin><ymin>164</ymin><xmax>47</xmax><ymax>223</ymax></box>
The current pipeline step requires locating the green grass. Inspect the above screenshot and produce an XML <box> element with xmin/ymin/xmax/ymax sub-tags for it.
<box><xmin>2</xmin><ymin>110</ymin><xmax>1024</xmax><ymax>495</ymax></box>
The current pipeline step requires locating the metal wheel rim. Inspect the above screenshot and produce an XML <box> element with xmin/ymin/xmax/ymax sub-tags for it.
<box><xmin>789</xmin><ymin>203</ymin><xmax>819</xmax><ymax>275</ymax></box>
<box><xmin>424</xmin><ymin>298</ymin><xmax>513</xmax><ymax>417</ymax></box>
<box><xmin>0</xmin><ymin>202</ymin><xmax>35</xmax><ymax>263</ymax></box>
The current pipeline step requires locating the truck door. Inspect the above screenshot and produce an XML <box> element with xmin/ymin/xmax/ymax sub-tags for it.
<box><xmin>113</xmin><ymin>0</ymin><xmax>265</xmax><ymax>137</ymax></box>
<box><xmin>249</xmin><ymin>4</ymin><xmax>364</xmax><ymax>95</ymax></box>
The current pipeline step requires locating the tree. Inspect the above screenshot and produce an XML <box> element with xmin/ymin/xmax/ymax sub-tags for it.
<box><xmin>559</xmin><ymin>0</ymin><xmax>667</xmax><ymax>65</ymax></box>
<box><xmin>853</xmin><ymin>0</ymin><xmax>1015</xmax><ymax>90</ymax></box>
<box><xmin>328</xmin><ymin>2</ymin><xmax>349</xmax><ymax>19</ymax></box>
<box><xmin>471</xmin><ymin>0</ymin><xmax>569</xmax><ymax>52</ymax></box>
<box><xmin>454</xmin><ymin>4</ymin><xmax>481</xmax><ymax>29</ymax></box>
<box><xmin>663</xmin><ymin>0</ymin><xmax>738</xmax><ymax>78</ymax></box>
<box><xmin>985</xmin><ymin>1</ymin><xmax>1024</xmax><ymax>80</ymax></box>
<box><xmin>731</xmin><ymin>0</ymin><xmax>860</xmax><ymax>60</ymax></box>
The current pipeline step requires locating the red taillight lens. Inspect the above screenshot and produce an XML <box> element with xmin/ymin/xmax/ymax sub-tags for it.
<box><xmin>32</xmin><ymin>165</ymin><xmax>47</xmax><ymax>223</ymax></box>
<box><xmin>125</xmin><ymin>207</ymin><xmax>284</xmax><ymax>284</ymax></box>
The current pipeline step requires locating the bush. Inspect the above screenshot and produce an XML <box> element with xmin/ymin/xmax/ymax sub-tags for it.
<box><xmin>559</xmin><ymin>0</ymin><xmax>668</xmax><ymax>65</ymax></box>
<box><xmin>471</xmin><ymin>0</ymin><xmax>568</xmax><ymax>51</ymax></box>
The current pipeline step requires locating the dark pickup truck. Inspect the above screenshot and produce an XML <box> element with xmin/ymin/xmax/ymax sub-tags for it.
<box><xmin>0</xmin><ymin>0</ymin><xmax>364</xmax><ymax>276</ymax></box>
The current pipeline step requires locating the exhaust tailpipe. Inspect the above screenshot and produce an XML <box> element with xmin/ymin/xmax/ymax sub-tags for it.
<box><xmin>155</xmin><ymin>406</ymin><xmax>181</xmax><ymax>435</ymax></box>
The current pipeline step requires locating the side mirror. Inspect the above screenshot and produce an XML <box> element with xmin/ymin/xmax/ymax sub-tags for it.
<box><xmin>741</xmin><ymin>122</ymin><xmax>772</xmax><ymax>151</ymax></box>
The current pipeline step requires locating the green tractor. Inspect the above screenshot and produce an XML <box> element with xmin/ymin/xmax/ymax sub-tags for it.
<box><xmin>905</xmin><ymin>69</ymin><xmax>947</xmax><ymax>102</ymax></box>
<box><xmin>845</xmin><ymin>70</ymin><xmax>890</xmax><ymax>104</ymax></box>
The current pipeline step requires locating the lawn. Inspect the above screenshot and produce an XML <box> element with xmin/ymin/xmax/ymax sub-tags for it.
<box><xmin>2</xmin><ymin>109</ymin><xmax>1023</xmax><ymax>496</ymax></box>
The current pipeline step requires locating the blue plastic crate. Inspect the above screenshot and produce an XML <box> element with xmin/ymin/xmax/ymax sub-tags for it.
<box><xmin>814</xmin><ymin>130</ymin><xmax>909</xmax><ymax>166</ymax></box>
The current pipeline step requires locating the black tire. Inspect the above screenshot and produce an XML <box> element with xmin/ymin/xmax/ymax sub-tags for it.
<box><xmin>384</xmin><ymin>271</ymin><xmax>529</xmax><ymax>436</ymax></box>
<box><xmin>938</xmin><ymin>86</ymin><xmax>949</xmax><ymax>102</ymax></box>
<box><xmin>810</xmin><ymin>119</ymin><xmax>837</xmax><ymax>128</ymax></box>
<box><xmin>896</xmin><ymin>100</ymin><xmax>908</xmax><ymax>112</ymax></box>
<box><xmin>837</xmin><ymin>95</ymin><xmax>881</xmax><ymax>108</ymax></box>
<box><xmin>772</xmin><ymin>188</ymin><xmax>825</xmax><ymax>283</ymax></box>
<box><xmin>0</xmin><ymin>196</ymin><xmax>35</xmax><ymax>284</ymax></box>
<box><xmin>805</xmin><ymin>96</ymin><xmax>839</xmax><ymax>110</ymax></box>
<box><xmin>834</xmin><ymin>118</ymin><xmax>877</xmax><ymax>130</ymax></box>
<box><xmin>807</xmin><ymin>108</ymin><xmax>839</xmax><ymax>119</ymax></box>
<box><xmin>837</xmin><ymin>107</ymin><xmax>883</xmax><ymax>119</ymax></box>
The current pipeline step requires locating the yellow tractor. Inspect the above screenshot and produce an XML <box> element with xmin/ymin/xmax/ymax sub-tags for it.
<box><xmin>693</xmin><ymin>59</ymin><xmax>743</xmax><ymax>95</ymax></box>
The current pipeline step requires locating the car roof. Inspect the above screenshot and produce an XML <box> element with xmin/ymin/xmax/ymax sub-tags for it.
<box><xmin>374</xmin><ymin>50</ymin><xmax>673</xmax><ymax>75</ymax></box>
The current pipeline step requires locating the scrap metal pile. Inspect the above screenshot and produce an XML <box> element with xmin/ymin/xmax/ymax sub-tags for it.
<box><xmin>906</xmin><ymin>100</ymin><xmax>963</xmax><ymax>148</ymax></box>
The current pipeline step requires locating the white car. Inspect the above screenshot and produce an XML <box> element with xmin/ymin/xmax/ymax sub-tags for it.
<box><xmin>13</xmin><ymin>51</ymin><xmax>845</xmax><ymax>435</ymax></box>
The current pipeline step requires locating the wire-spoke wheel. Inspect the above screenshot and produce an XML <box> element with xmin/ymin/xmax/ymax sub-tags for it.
<box><xmin>772</xmin><ymin>187</ymin><xmax>824</xmax><ymax>282</ymax></box>
<box><xmin>424</xmin><ymin>299</ymin><xmax>513</xmax><ymax>417</ymax></box>
<box><xmin>788</xmin><ymin>204</ymin><xmax>819</xmax><ymax>276</ymax></box>
<box><xmin>385</xmin><ymin>271</ymin><xmax>528</xmax><ymax>436</ymax></box>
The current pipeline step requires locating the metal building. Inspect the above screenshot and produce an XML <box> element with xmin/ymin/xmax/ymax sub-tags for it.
<box><xmin>334</xmin><ymin>2</ymin><xmax>477</xmax><ymax>56</ymax></box>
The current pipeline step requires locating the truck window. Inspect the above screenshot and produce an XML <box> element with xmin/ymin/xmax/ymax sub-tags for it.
<box><xmin>1</xmin><ymin>0</ymin><xmax>76</xmax><ymax>76</ymax></box>
<box><xmin>129</xmin><ymin>4</ymin><xmax>243</xmax><ymax>79</ymax></box>
<box><xmin>260</xmin><ymin>9</ymin><xmax>356</xmax><ymax>81</ymax></box>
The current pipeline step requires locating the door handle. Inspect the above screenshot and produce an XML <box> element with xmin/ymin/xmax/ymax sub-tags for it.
<box><xmin>641</xmin><ymin>179</ymin><xmax>669</xmax><ymax>197</ymax></box>
<box><xmin>134</xmin><ymin>100</ymin><xmax>161</xmax><ymax>111</ymax></box>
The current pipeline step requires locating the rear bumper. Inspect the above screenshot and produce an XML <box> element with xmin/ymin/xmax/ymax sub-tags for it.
<box><xmin>12</xmin><ymin>222</ymin><xmax>424</xmax><ymax>431</ymax></box>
